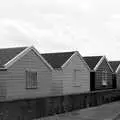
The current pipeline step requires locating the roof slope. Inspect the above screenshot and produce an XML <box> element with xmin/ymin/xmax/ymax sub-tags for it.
<box><xmin>0</xmin><ymin>47</ymin><xmax>27</xmax><ymax>67</ymax></box>
<box><xmin>42</xmin><ymin>51</ymin><xmax>75</xmax><ymax>69</ymax></box>
<box><xmin>83</xmin><ymin>56</ymin><xmax>103</xmax><ymax>70</ymax></box>
<box><xmin>109</xmin><ymin>61</ymin><xmax>120</xmax><ymax>72</ymax></box>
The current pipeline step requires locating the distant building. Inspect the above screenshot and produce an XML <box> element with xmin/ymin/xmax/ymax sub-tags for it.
<box><xmin>42</xmin><ymin>51</ymin><xmax>90</xmax><ymax>95</ymax></box>
<box><xmin>109</xmin><ymin>61</ymin><xmax>120</xmax><ymax>89</ymax></box>
<box><xmin>83</xmin><ymin>56</ymin><xmax>113</xmax><ymax>91</ymax></box>
<box><xmin>0</xmin><ymin>46</ymin><xmax>52</xmax><ymax>101</ymax></box>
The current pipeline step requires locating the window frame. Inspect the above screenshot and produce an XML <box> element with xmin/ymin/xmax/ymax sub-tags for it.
<box><xmin>25</xmin><ymin>69</ymin><xmax>38</xmax><ymax>89</ymax></box>
<box><xmin>73</xmin><ymin>69</ymin><xmax>82</xmax><ymax>87</ymax></box>
<box><xmin>102</xmin><ymin>70</ymin><xmax>108</xmax><ymax>86</ymax></box>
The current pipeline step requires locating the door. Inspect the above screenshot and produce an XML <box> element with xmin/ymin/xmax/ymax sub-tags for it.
<box><xmin>90</xmin><ymin>72</ymin><xmax>95</xmax><ymax>91</ymax></box>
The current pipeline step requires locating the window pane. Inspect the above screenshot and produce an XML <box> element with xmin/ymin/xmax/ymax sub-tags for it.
<box><xmin>26</xmin><ymin>70</ymin><xmax>37</xmax><ymax>89</ymax></box>
<box><xmin>102</xmin><ymin>71</ymin><xmax>107</xmax><ymax>86</ymax></box>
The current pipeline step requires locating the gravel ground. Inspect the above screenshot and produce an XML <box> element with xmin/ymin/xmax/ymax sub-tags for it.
<box><xmin>34</xmin><ymin>101</ymin><xmax>120</xmax><ymax>120</ymax></box>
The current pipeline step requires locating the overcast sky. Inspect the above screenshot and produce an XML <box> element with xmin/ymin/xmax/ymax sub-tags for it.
<box><xmin>1</xmin><ymin>0</ymin><xmax>120</xmax><ymax>60</ymax></box>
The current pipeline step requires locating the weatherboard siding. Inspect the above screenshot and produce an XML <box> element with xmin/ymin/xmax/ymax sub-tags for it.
<box><xmin>0</xmin><ymin>71</ymin><xmax>8</xmax><ymax>100</ymax></box>
<box><xmin>5</xmin><ymin>50</ymin><xmax>52</xmax><ymax>101</ymax></box>
<box><xmin>95</xmin><ymin>58</ymin><xmax>113</xmax><ymax>90</ymax></box>
<box><xmin>63</xmin><ymin>54</ymin><xmax>90</xmax><ymax>94</ymax></box>
<box><xmin>51</xmin><ymin>53</ymin><xmax>90</xmax><ymax>95</ymax></box>
<box><xmin>116</xmin><ymin>69</ymin><xmax>120</xmax><ymax>88</ymax></box>
<box><xmin>51</xmin><ymin>70</ymin><xmax>63</xmax><ymax>96</ymax></box>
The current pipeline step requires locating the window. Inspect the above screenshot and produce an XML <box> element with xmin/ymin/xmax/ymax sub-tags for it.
<box><xmin>102</xmin><ymin>70</ymin><xmax>107</xmax><ymax>86</ymax></box>
<box><xmin>26</xmin><ymin>70</ymin><xmax>37</xmax><ymax>89</ymax></box>
<box><xmin>73</xmin><ymin>70</ymin><xmax>81</xmax><ymax>87</ymax></box>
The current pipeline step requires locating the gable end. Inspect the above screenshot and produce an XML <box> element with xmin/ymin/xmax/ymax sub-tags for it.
<box><xmin>4</xmin><ymin>46</ymin><xmax>53</xmax><ymax>71</ymax></box>
<box><xmin>94</xmin><ymin>56</ymin><xmax>113</xmax><ymax>72</ymax></box>
<box><xmin>62</xmin><ymin>51</ymin><xmax>90</xmax><ymax>71</ymax></box>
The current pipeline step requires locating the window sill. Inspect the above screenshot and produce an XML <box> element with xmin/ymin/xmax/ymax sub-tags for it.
<box><xmin>101</xmin><ymin>85</ymin><xmax>108</xmax><ymax>88</ymax></box>
<box><xmin>26</xmin><ymin>87</ymin><xmax>37</xmax><ymax>89</ymax></box>
<box><xmin>72</xmin><ymin>84</ymin><xmax>81</xmax><ymax>87</ymax></box>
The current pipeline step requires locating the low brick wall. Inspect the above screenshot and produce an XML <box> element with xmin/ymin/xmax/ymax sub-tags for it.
<box><xmin>0</xmin><ymin>89</ymin><xmax>120</xmax><ymax>120</ymax></box>
<box><xmin>45</xmin><ymin>89</ymin><xmax>120</xmax><ymax>116</ymax></box>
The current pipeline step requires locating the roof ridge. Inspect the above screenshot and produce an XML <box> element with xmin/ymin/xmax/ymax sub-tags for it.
<box><xmin>42</xmin><ymin>51</ymin><xmax>76</xmax><ymax>55</ymax></box>
<box><xmin>109</xmin><ymin>61</ymin><xmax>120</xmax><ymax>72</ymax></box>
<box><xmin>83</xmin><ymin>55</ymin><xmax>103</xmax><ymax>57</ymax></box>
<box><xmin>0</xmin><ymin>46</ymin><xmax>28</xmax><ymax>50</ymax></box>
<box><xmin>42</xmin><ymin>51</ymin><xmax>76</xmax><ymax>69</ymax></box>
<box><xmin>83</xmin><ymin>56</ymin><xmax>103</xmax><ymax>70</ymax></box>
<box><xmin>0</xmin><ymin>46</ymin><xmax>28</xmax><ymax>68</ymax></box>
<box><xmin>109</xmin><ymin>60</ymin><xmax>120</xmax><ymax>62</ymax></box>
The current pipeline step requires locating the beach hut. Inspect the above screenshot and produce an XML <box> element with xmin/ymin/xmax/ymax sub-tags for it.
<box><xmin>83</xmin><ymin>56</ymin><xmax>113</xmax><ymax>91</ymax></box>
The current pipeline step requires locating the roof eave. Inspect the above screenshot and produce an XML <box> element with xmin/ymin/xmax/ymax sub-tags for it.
<box><xmin>94</xmin><ymin>56</ymin><xmax>113</xmax><ymax>72</ymax></box>
<box><xmin>116</xmin><ymin>64</ymin><xmax>120</xmax><ymax>73</ymax></box>
<box><xmin>4</xmin><ymin>46</ymin><xmax>30</xmax><ymax>69</ymax></box>
<box><xmin>30</xmin><ymin>46</ymin><xmax>53</xmax><ymax>70</ymax></box>
<box><xmin>93</xmin><ymin>56</ymin><xmax>104</xmax><ymax>71</ymax></box>
<box><xmin>61</xmin><ymin>51</ymin><xmax>76</xmax><ymax>69</ymax></box>
<box><xmin>62</xmin><ymin>51</ymin><xmax>91</xmax><ymax>71</ymax></box>
<box><xmin>0</xmin><ymin>66</ymin><xmax>7</xmax><ymax>71</ymax></box>
<box><xmin>4</xmin><ymin>46</ymin><xmax>53</xmax><ymax>71</ymax></box>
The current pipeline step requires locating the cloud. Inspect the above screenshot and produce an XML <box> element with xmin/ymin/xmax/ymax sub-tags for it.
<box><xmin>105</xmin><ymin>14</ymin><xmax>120</xmax><ymax>44</ymax></box>
<box><xmin>0</xmin><ymin>18</ymin><xmax>74</xmax><ymax>51</ymax></box>
<box><xmin>111</xmin><ymin>14</ymin><xmax>120</xmax><ymax>19</ymax></box>
<box><xmin>1</xmin><ymin>0</ymin><xmax>120</xmax><ymax>60</ymax></box>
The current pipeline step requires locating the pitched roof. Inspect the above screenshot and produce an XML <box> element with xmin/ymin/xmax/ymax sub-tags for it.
<box><xmin>109</xmin><ymin>61</ymin><xmax>120</xmax><ymax>72</ymax></box>
<box><xmin>83</xmin><ymin>56</ymin><xmax>103</xmax><ymax>70</ymax></box>
<box><xmin>0</xmin><ymin>47</ymin><xmax>27</xmax><ymax>67</ymax></box>
<box><xmin>42</xmin><ymin>51</ymin><xmax>75</xmax><ymax>69</ymax></box>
